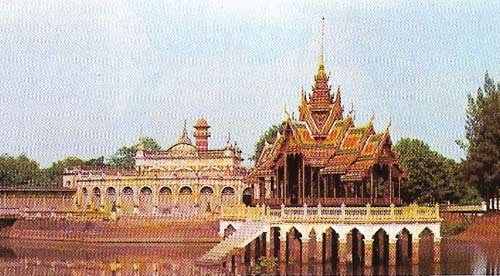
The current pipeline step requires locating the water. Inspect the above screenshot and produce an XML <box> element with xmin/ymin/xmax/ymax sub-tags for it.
<box><xmin>0</xmin><ymin>238</ymin><xmax>498</xmax><ymax>275</ymax></box>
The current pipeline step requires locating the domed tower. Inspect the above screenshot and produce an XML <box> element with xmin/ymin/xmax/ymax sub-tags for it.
<box><xmin>193</xmin><ymin>117</ymin><xmax>211</xmax><ymax>152</ymax></box>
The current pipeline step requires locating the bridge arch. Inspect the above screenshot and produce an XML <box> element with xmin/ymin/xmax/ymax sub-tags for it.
<box><xmin>91</xmin><ymin>187</ymin><xmax>101</xmax><ymax>211</ymax></box>
<box><xmin>158</xmin><ymin>186</ymin><xmax>173</xmax><ymax>213</ymax></box>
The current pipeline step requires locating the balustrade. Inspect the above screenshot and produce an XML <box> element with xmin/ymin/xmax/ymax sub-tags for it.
<box><xmin>220</xmin><ymin>203</ymin><xmax>441</xmax><ymax>223</ymax></box>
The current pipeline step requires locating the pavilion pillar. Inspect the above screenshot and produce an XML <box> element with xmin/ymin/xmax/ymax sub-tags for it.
<box><xmin>364</xmin><ymin>238</ymin><xmax>373</xmax><ymax>267</ymax></box>
<box><xmin>389</xmin><ymin>238</ymin><xmax>397</xmax><ymax>266</ymax></box>
<box><xmin>266</xmin><ymin>231</ymin><xmax>272</xmax><ymax>258</ymax></box>
<box><xmin>284</xmin><ymin>154</ymin><xmax>288</xmax><ymax>203</ymax></box>
<box><xmin>389</xmin><ymin>164</ymin><xmax>393</xmax><ymax>203</ymax></box>
<box><xmin>370</xmin><ymin>169</ymin><xmax>374</xmax><ymax>202</ymax></box>
<box><xmin>265</xmin><ymin>177</ymin><xmax>271</xmax><ymax>199</ymax></box>
<box><xmin>279</xmin><ymin>229</ymin><xmax>287</xmax><ymax>262</ymax></box>
<box><xmin>411</xmin><ymin>238</ymin><xmax>420</xmax><ymax>265</ymax></box>
<box><xmin>338</xmin><ymin>239</ymin><xmax>348</xmax><ymax>265</ymax></box>
<box><xmin>315</xmin><ymin>235</ymin><xmax>323</xmax><ymax>263</ymax></box>
<box><xmin>301</xmin><ymin>238</ymin><xmax>310</xmax><ymax>264</ymax></box>
<box><xmin>249</xmin><ymin>239</ymin><xmax>256</xmax><ymax>266</ymax></box>
<box><xmin>433</xmin><ymin>238</ymin><xmax>441</xmax><ymax>263</ymax></box>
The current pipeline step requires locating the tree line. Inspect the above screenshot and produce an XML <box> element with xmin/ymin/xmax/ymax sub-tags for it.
<box><xmin>0</xmin><ymin>137</ymin><xmax>161</xmax><ymax>186</ymax></box>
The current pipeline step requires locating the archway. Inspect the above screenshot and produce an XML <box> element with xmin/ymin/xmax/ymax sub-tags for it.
<box><xmin>121</xmin><ymin>187</ymin><xmax>134</xmax><ymax>214</ymax></box>
<box><xmin>158</xmin><ymin>186</ymin><xmax>172</xmax><ymax>214</ymax></box>
<box><xmin>178</xmin><ymin>186</ymin><xmax>193</xmax><ymax>211</ymax></box>
<box><xmin>287</xmin><ymin>227</ymin><xmax>303</xmax><ymax>264</ymax></box>
<box><xmin>81</xmin><ymin>187</ymin><xmax>89</xmax><ymax>209</ymax></box>
<box><xmin>200</xmin><ymin>186</ymin><xmax>214</xmax><ymax>212</ymax></box>
<box><xmin>91</xmin><ymin>187</ymin><xmax>101</xmax><ymax>211</ymax></box>
<box><xmin>396</xmin><ymin>228</ymin><xmax>412</xmax><ymax>264</ymax></box>
<box><xmin>347</xmin><ymin>228</ymin><xmax>365</xmax><ymax>266</ymax></box>
<box><xmin>224</xmin><ymin>224</ymin><xmax>236</xmax><ymax>238</ymax></box>
<box><xmin>139</xmin><ymin>187</ymin><xmax>154</xmax><ymax>215</ymax></box>
<box><xmin>242</xmin><ymin>187</ymin><xmax>253</xmax><ymax>206</ymax></box>
<box><xmin>221</xmin><ymin>186</ymin><xmax>237</xmax><ymax>207</ymax></box>
<box><xmin>323</xmin><ymin>227</ymin><xmax>340</xmax><ymax>265</ymax></box>
<box><xmin>105</xmin><ymin>187</ymin><xmax>117</xmax><ymax>213</ymax></box>
<box><xmin>372</xmin><ymin>228</ymin><xmax>389</xmax><ymax>266</ymax></box>
<box><xmin>419</xmin><ymin>228</ymin><xmax>435</xmax><ymax>265</ymax></box>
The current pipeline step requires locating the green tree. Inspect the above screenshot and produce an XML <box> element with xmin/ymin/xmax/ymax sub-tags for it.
<box><xmin>108</xmin><ymin>137</ymin><xmax>161</xmax><ymax>168</ymax></box>
<box><xmin>461</xmin><ymin>72</ymin><xmax>500</xmax><ymax>210</ymax></box>
<box><xmin>0</xmin><ymin>154</ymin><xmax>50</xmax><ymax>186</ymax></box>
<box><xmin>395</xmin><ymin>138</ymin><xmax>477</xmax><ymax>204</ymax></box>
<box><xmin>250</xmin><ymin>122</ymin><xmax>285</xmax><ymax>162</ymax></box>
<box><xmin>44</xmin><ymin>156</ymin><xmax>105</xmax><ymax>185</ymax></box>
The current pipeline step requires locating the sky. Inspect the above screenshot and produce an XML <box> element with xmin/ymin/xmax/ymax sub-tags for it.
<box><xmin>0</xmin><ymin>0</ymin><xmax>499</xmax><ymax>167</ymax></box>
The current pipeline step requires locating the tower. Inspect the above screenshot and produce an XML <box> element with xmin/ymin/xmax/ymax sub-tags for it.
<box><xmin>193</xmin><ymin>117</ymin><xmax>211</xmax><ymax>151</ymax></box>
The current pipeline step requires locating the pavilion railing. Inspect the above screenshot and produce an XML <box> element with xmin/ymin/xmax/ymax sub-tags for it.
<box><xmin>220</xmin><ymin>203</ymin><xmax>441</xmax><ymax>223</ymax></box>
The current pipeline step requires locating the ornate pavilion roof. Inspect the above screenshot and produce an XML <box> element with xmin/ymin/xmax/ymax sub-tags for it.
<box><xmin>253</xmin><ymin>19</ymin><xmax>405</xmax><ymax>181</ymax></box>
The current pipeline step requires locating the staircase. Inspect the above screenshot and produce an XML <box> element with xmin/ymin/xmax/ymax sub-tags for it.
<box><xmin>198</xmin><ymin>221</ymin><xmax>269</xmax><ymax>265</ymax></box>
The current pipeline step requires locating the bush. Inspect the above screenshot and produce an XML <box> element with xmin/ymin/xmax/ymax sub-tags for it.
<box><xmin>441</xmin><ymin>221</ymin><xmax>469</xmax><ymax>236</ymax></box>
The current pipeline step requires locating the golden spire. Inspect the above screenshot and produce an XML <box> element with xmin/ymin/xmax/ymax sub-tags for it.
<box><xmin>316</xmin><ymin>17</ymin><xmax>327</xmax><ymax>79</ymax></box>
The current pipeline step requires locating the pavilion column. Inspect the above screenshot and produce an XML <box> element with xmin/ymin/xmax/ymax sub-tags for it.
<box><xmin>265</xmin><ymin>177</ymin><xmax>271</xmax><ymax>199</ymax></box>
<box><xmin>370</xmin><ymin>169</ymin><xmax>374</xmax><ymax>202</ymax></box>
<box><xmin>301</xmin><ymin>238</ymin><xmax>310</xmax><ymax>264</ymax></box>
<box><xmin>279</xmin><ymin>229</ymin><xmax>287</xmax><ymax>262</ymax></box>
<box><xmin>433</xmin><ymin>237</ymin><xmax>441</xmax><ymax>263</ymax></box>
<box><xmin>338</xmin><ymin>238</ymin><xmax>348</xmax><ymax>265</ymax></box>
<box><xmin>389</xmin><ymin>164</ymin><xmax>393</xmax><ymax>203</ymax></box>
<box><xmin>315</xmin><ymin>234</ymin><xmax>323</xmax><ymax>263</ymax></box>
<box><xmin>309</xmin><ymin>167</ymin><xmax>313</xmax><ymax>203</ymax></box>
<box><xmin>389</xmin><ymin>238</ymin><xmax>397</xmax><ymax>266</ymax></box>
<box><xmin>248</xmin><ymin>239</ymin><xmax>256</xmax><ymax>266</ymax></box>
<box><xmin>411</xmin><ymin>238</ymin><xmax>420</xmax><ymax>265</ymax></box>
<box><xmin>266</xmin><ymin>231</ymin><xmax>272</xmax><ymax>258</ymax></box>
<box><xmin>364</xmin><ymin>238</ymin><xmax>373</xmax><ymax>267</ymax></box>
<box><xmin>284</xmin><ymin>154</ymin><xmax>288</xmax><ymax>203</ymax></box>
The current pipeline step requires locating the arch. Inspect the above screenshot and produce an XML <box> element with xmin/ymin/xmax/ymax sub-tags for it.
<box><xmin>106</xmin><ymin>187</ymin><xmax>116</xmax><ymax>195</ymax></box>
<box><xmin>200</xmin><ymin>186</ymin><xmax>214</xmax><ymax>194</ymax></box>
<box><xmin>82</xmin><ymin>187</ymin><xmax>88</xmax><ymax>194</ymax></box>
<box><xmin>159</xmin><ymin>186</ymin><xmax>172</xmax><ymax>195</ymax></box>
<box><xmin>139</xmin><ymin>186</ymin><xmax>154</xmax><ymax>215</ymax></box>
<box><xmin>396</xmin><ymin>228</ymin><xmax>412</xmax><ymax>263</ymax></box>
<box><xmin>347</xmin><ymin>228</ymin><xmax>365</xmax><ymax>266</ymax></box>
<box><xmin>140</xmin><ymin>186</ymin><xmax>153</xmax><ymax>194</ymax></box>
<box><xmin>81</xmin><ymin>187</ymin><xmax>89</xmax><ymax>209</ymax></box>
<box><xmin>323</xmin><ymin>227</ymin><xmax>340</xmax><ymax>265</ymax></box>
<box><xmin>122</xmin><ymin>186</ymin><xmax>134</xmax><ymax>195</ymax></box>
<box><xmin>179</xmin><ymin>186</ymin><xmax>193</xmax><ymax>195</ymax></box>
<box><xmin>286</xmin><ymin>226</ymin><xmax>303</xmax><ymax>263</ymax></box>
<box><xmin>223</xmin><ymin>224</ymin><xmax>236</xmax><ymax>238</ymax></box>
<box><xmin>419</xmin><ymin>227</ymin><xmax>434</xmax><ymax>237</ymax></box>
<box><xmin>372</xmin><ymin>228</ymin><xmax>389</xmax><ymax>266</ymax></box>
<box><xmin>91</xmin><ymin>187</ymin><xmax>101</xmax><ymax>211</ymax></box>
<box><xmin>121</xmin><ymin>186</ymin><xmax>135</xmax><ymax>215</ymax></box>
<box><xmin>418</xmin><ymin>227</ymin><xmax>435</xmax><ymax>264</ymax></box>
<box><xmin>221</xmin><ymin>187</ymin><xmax>235</xmax><ymax>195</ymax></box>
<box><xmin>242</xmin><ymin>187</ymin><xmax>253</xmax><ymax>206</ymax></box>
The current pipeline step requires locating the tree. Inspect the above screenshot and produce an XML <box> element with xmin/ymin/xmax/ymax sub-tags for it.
<box><xmin>0</xmin><ymin>154</ymin><xmax>50</xmax><ymax>186</ymax></box>
<box><xmin>395</xmin><ymin>138</ymin><xmax>478</xmax><ymax>204</ymax></box>
<box><xmin>44</xmin><ymin>156</ymin><xmax>105</xmax><ymax>185</ymax></box>
<box><xmin>461</xmin><ymin>72</ymin><xmax>500</xmax><ymax>210</ymax></box>
<box><xmin>107</xmin><ymin>137</ymin><xmax>161</xmax><ymax>168</ymax></box>
<box><xmin>250</xmin><ymin>122</ymin><xmax>285</xmax><ymax>162</ymax></box>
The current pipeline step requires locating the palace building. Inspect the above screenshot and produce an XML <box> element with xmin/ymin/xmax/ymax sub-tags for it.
<box><xmin>249</xmin><ymin>21</ymin><xmax>407</xmax><ymax>207</ymax></box>
<box><xmin>63</xmin><ymin>118</ymin><xmax>249</xmax><ymax>216</ymax></box>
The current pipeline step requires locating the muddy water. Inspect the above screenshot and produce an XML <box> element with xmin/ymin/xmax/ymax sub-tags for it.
<box><xmin>0</xmin><ymin>238</ymin><xmax>498</xmax><ymax>275</ymax></box>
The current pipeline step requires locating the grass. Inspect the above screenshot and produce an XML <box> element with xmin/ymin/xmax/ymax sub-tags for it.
<box><xmin>441</xmin><ymin>221</ymin><xmax>469</xmax><ymax>236</ymax></box>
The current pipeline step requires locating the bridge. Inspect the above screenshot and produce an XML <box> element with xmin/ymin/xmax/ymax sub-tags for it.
<box><xmin>199</xmin><ymin>203</ymin><xmax>442</xmax><ymax>272</ymax></box>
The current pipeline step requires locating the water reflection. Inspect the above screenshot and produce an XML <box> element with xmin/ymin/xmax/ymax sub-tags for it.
<box><xmin>0</xmin><ymin>238</ymin><xmax>498</xmax><ymax>275</ymax></box>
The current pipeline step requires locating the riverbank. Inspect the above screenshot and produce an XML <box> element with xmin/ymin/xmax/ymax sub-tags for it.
<box><xmin>0</xmin><ymin>217</ymin><xmax>221</xmax><ymax>243</ymax></box>
<box><xmin>442</xmin><ymin>212</ymin><xmax>500</xmax><ymax>241</ymax></box>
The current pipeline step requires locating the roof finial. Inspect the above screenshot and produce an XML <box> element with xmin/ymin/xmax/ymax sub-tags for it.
<box><xmin>320</xmin><ymin>17</ymin><xmax>325</xmax><ymax>68</ymax></box>
<box><xmin>386</xmin><ymin>117</ymin><xmax>392</xmax><ymax>131</ymax></box>
<box><xmin>177</xmin><ymin>119</ymin><xmax>192</xmax><ymax>144</ymax></box>
<box><xmin>284</xmin><ymin>104</ymin><xmax>290</xmax><ymax>120</ymax></box>
<box><xmin>226</xmin><ymin>130</ymin><xmax>231</xmax><ymax>145</ymax></box>
<box><xmin>369</xmin><ymin>111</ymin><xmax>375</xmax><ymax>124</ymax></box>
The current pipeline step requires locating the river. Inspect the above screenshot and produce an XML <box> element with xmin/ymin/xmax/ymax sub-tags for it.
<box><xmin>0</xmin><ymin>238</ymin><xmax>498</xmax><ymax>275</ymax></box>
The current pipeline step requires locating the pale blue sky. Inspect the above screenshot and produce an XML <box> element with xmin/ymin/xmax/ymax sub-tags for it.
<box><xmin>0</xmin><ymin>0</ymin><xmax>499</xmax><ymax>166</ymax></box>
